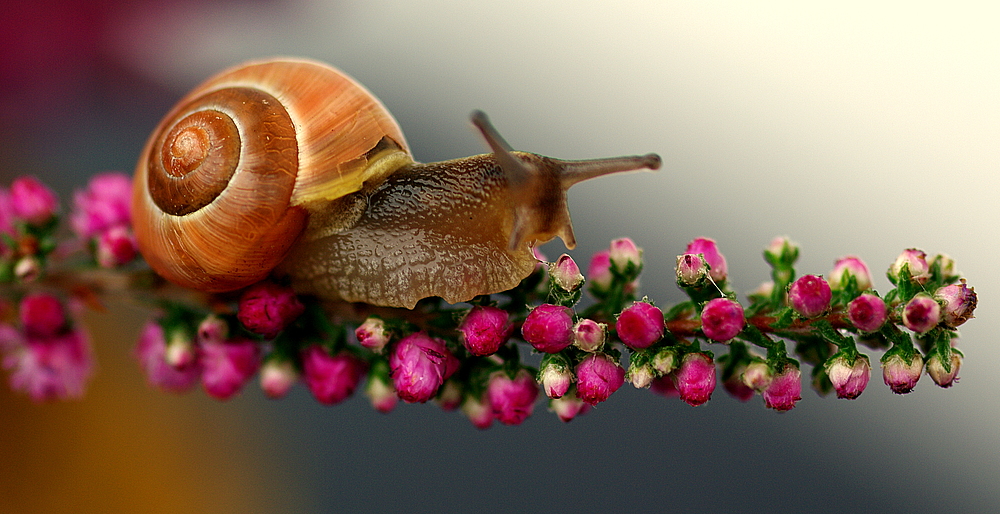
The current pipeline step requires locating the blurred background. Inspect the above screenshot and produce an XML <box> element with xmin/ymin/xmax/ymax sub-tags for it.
<box><xmin>1</xmin><ymin>1</ymin><xmax>998</xmax><ymax>512</ymax></box>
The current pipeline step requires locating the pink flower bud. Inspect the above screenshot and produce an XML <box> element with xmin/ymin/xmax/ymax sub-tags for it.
<box><xmin>881</xmin><ymin>352</ymin><xmax>923</xmax><ymax>394</ymax></box>
<box><xmin>301</xmin><ymin>345</ymin><xmax>367</xmax><ymax>405</ymax></box>
<box><xmin>723</xmin><ymin>362</ymin><xmax>755</xmax><ymax>402</ymax></box>
<box><xmin>356</xmin><ymin>317</ymin><xmax>390</xmax><ymax>353</ymax></box>
<box><xmin>435</xmin><ymin>379</ymin><xmax>462</xmax><ymax>411</ymax></box>
<box><xmin>847</xmin><ymin>293</ymin><xmax>887</xmax><ymax>332</ymax></box>
<box><xmin>389</xmin><ymin>332</ymin><xmax>457</xmax><ymax>403</ymax></box>
<box><xmin>700</xmin><ymin>298</ymin><xmax>745</xmax><ymax>342</ymax></box>
<box><xmin>609</xmin><ymin>237</ymin><xmax>642</xmax><ymax>270</ymax></box>
<box><xmin>549</xmin><ymin>391</ymin><xmax>590</xmax><ymax>422</ymax></box>
<box><xmin>196</xmin><ymin>315</ymin><xmax>229</xmax><ymax>344</ymax></box>
<box><xmin>675</xmin><ymin>253</ymin><xmax>708</xmax><ymax>286</ymax></box>
<box><xmin>237</xmin><ymin>281</ymin><xmax>305</xmax><ymax>339</ymax></box>
<box><xmin>549</xmin><ymin>254</ymin><xmax>584</xmax><ymax>291</ymax></box>
<box><xmin>685</xmin><ymin>237</ymin><xmax>728</xmax><ymax>282</ymax></box>
<box><xmin>10</xmin><ymin>176</ymin><xmax>58</xmax><ymax>225</ymax></box>
<box><xmin>650</xmin><ymin>375</ymin><xmax>679</xmax><ymax>398</ymax></box>
<box><xmin>788</xmin><ymin>275</ymin><xmax>832</xmax><ymax>318</ymax></box>
<box><xmin>134</xmin><ymin>320</ymin><xmax>201</xmax><ymax>393</ymax></box>
<box><xmin>575</xmin><ymin>352</ymin><xmax>625</xmax><ymax>406</ymax></box>
<box><xmin>165</xmin><ymin>327</ymin><xmax>197</xmax><ymax>369</ymax></box>
<box><xmin>95</xmin><ymin>225</ymin><xmax>138</xmax><ymax>267</ymax></box>
<box><xmin>824</xmin><ymin>353</ymin><xmax>871</xmax><ymax>399</ymax></box>
<box><xmin>902</xmin><ymin>294</ymin><xmax>940</xmax><ymax>334</ymax></box>
<box><xmin>889</xmin><ymin>248</ymin><xmax>930</xmax><ymax>285</ymax></box>
<box><xmin>200</xmin><ymin>337</ymin><xmax>261</xmax><ymax>400</ymax></box>
<box><xmin>674</xmin><ymin>352</ymin><xmax>716</xmax><ymax>406</ymax></box>
<box><xmin>458</xmin><ymin>305</ymin><xmax>511</xmax><ymax>356</ymax></box>
<box><xmin>926</xmin><ymin>351</ymin><xmax>961</xmax><ymax>388</ymax></box>
<box><xmin>13</xmin><ymin>256</ymin><xmax>41</xmax><ymax>282</ymax></box>
<box><xmin>70</xmin><ymin>172</ymin><xmax>132</xmax><ymax>238</ymax></box>
<box><xmin>260</xmin><ymin>358</ymin><xmax>298</xmax><ymax>399</ymax></box>
<box><xmin>934</xmin><ymin>282</ymin><xmax>977</xmax><ymax>328</ymax></box>
<box><xmin>627</xmin><ymin>361</ymin><xmax>655</xmax><ymax>389</ymax></box>
<box><xmin>19</xmin><ymin>293</ymin><xmax>66</xmax><ymax>338</ymax></box>
<box><xmin>587</xmin><ymin>250</ymin><xmax>613</xmax><ymax>292</ymax></box>
<box><xmin>742</xmin><ymin>360</ymin><xmax>772</xmax><ymax>391</ymax></box>
<box><xmin>615</xmin><ymin>301</ymin><xmax>664</xmax><ymax>350</ymax></box>
<box><xmin>365</xmin><ymin>373</ymin><xmax>398</xmax><ymax>413</ymax></box>
<box><xmin>931</xmin><ymin>254</ymin><xmax>957</xmax><ymax>280</ymax></box>
<box><xmin>522</xmin><ymin>304</ymin><xmax>574</xmax><ymax>353</ymax></box>
<box><xmin>652</xmin><ymin>347</ymin><xmax>678</xmax><ymax>375</ymax></box>
<box><xmin>3</xmin><ymin>328</ymin><xmax>93</xmax><ymax>402</ymax></box>
<box><xmin>828</xmin><ymin>256</ymin><xmax>873</xmax><ymax>291</ymax></box>
<box><xmin>538</xmin><ymin>357</ymin><xmax>573</xmax><ymax>398</ymax></box>
<box><xmin>764</xmin><ymin>236</ymin><xmax>799</xmax><ymax>266</ymax></box>
<box><xmin>461</xmin><ymin>394</ymin><xmax>494</xmax><ymax>429</ymax></box>
<box><xmin>573</xmin><ymin>319</ymin><xmax>606</xmax><ymax>352</ymax></box>
<box><xmin>487</xmin><ymin>369</ymin><xmax>539</xmax><ymax>425</ymax></box>
<box><xmin>763</xmin><ymin>364</ymin><xmax>802</xmax><ymax>411</ymax></box>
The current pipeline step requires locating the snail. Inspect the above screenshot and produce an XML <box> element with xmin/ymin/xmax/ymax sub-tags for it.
<box><xmin>132</xmin><ymin>58</ymin><xmax>660</xmax><ymax>309</ymax></box>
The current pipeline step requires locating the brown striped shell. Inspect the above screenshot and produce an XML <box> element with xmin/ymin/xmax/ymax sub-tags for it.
<box><xmin>132</xmin><ymin>58</ymin><xmax>409</xmax><ymax>292</ymax></box>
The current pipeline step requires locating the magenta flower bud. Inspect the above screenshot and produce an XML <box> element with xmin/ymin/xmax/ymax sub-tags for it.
<box><xmin>538</xmin><ymin>357</ymin><xmax>573</xmax><ymax>399</ymax></box>
<box><xmin>889</xmin><ymin>248</ymin><xmax>930</xmax><ymax>285</ymax></box>
<box><xmin>70</xmin><ymin>172</ymin><xmax>132</xmax><ymax>238</ymax></box>
<box><xmin>650</xmin><ymin>375</ymin><xmax>680</xmax><ymax>398</ymax></box>
<box><xmin>10</xmin><ymin>176</ymin><xmax>58</xmax><ymax>225</ymax></box>
<box><xmin>549</xmin><ymin>254</ymin><xmax>585</xmax><ymax>292</ymax></box>
<box><xmin>609</xmin><ymin>237</ymin><xmax>642</xmax><ymax>271</ymax></box>
<box><xmin>522</xmin><ymin>303</ymin><xmax>574</xmax><ymax>353</ymax></box>
<box><xmin>461</xmin><ymin>394</ymin><xmax>494</xmax><ymax>430</ymax></box>
<box><xmin>627</xmin><ymin>361</ymin><xmax>656</xmax><ymax>389</ymax></box>
<box><xmin>934</xmin><ymin>282</ymin><xmax>977</xmax><ymax>328</ymax></box>
<box><xmin>19</xmin><ymin>293</ymin><xmax>66</xmax><ymax>338</ymax></box>
<box><xmin>260</xmin><ymin>358</ymin><xmax>298</xmax><ymax>399</ymax></box>
<box><xmin>573</xmin><ymin>318</ymin><xmax>606</xmax><ymax>352</ymax></box>
<box><xmin>575</xmin><ymin>352</ymin><xmax>625</xmax><ymax>406</ymax></box>
<box><xmin>549</xmin><ymin>392</ymin><xmax>590</xmax><ymax>423</ymax></box>
<box><xmin>763</xmin><ymin>236</ymin><xmax>800</xmax><ymax>266</ymax></box>
<box><xmin>237</xmin><ymin>281</ymin><xmax>305</xmax><ymax>339</ymax></box>
<box><xmin>847</xmin><ymin>293</ymin><xmax>887</xmax><ymax>332</ymax></box>
<box><xmin>828</xmin><ymin>256</ymin><xmax>873</xmax><ymax>291</ymax></box>
<box><xmin>926</xmin><ymin>351</ymin><xmax>962</xmax><ymax>388</ymax></box>
<box><xmin>389</xmin><ymin>332</ymin><xmax>457</xmax><ymax>403</ymax></box>
<box><xmin>459</xmin><ymin>305</ymin><xmax>512</xmax><ymax>356</ymax></box>
<box><xmin>3</xmin><ymin>328</ymin><xmax>93</xmax><ymax>402</ymax></box>
<box><xmin>197</xmin><ymin>315</ymin><xmax>229</xmax><ymax>344</ymax></box>
<box><xmin>824</xmin><ymin>353</ymin><xmax>871</xmax><ymax>399</ymax></box>
<box><xmin>616</xmin><ymin>301</ymin><xmax>664</xmax><ymax>350</ymax></box>
<box><xmin>301</xmin><ymin>345</ymin><xmax>367</xmax><ymax>405</ymax></box>
<box><xmin>675</xmin><ymin>253</ymin><xmax>708</xmax><ymax>286</ymax></box>
<box><xmin>95</xmin><ymin>225</ymin><xmax>138</xmax><ymax>268</ymax></box>
<box><xmin>742</xmin><ymin>360</ymin><xmax>772</xmax><ymax>392</ymax></box>
<box><xmin>788</xmin><ymin>275</ymin><xmax>832</xmax><ymax>318</ymax></box>
<box><xmin>723</xmin><ymin>362</ymin><xmax>755</xmax><ymax>402</ymax></box>
<box><xmin>365</xmin><ymin>373</ymin><xmax>398</xmax><ymax>413</ymax></box>
<box><xmin>487</xmin><ymin>369</ymin><xmax>539</xmax><ymax>425</ymax></box>
<box><xmin>881</xmin><ymin>352</ymin><xmax>923</xmax><ymax>394</ymax></box>
<box><xmin>902</xmin><ymin>294</ymin><xmax>940</xmax><ymax>334</ymax></box>
<box><xmin>200</xmin><ymin>337</ymin><xmax>261</xmax><ymax>400</ymax></box>
<box><xmin>134</xmin><ymin>320</ymin><xmax>201</xmax><ymax>393</ymax></box>
<box><xmin>685</xmin><ymin>237</ymin><xmax>728</xmax><ymax>282</ymax></box>
<box><xmin>356</xmin><ymin>317</ymin><xmax>390</xmax><ymax>353</ymax></box>
<box><xmin>674</xmin><ymin>352</ymin><xmax>716</xmax><ymax>407</ymax></box>
<box><xmin>700</xmin><ymin>298</ymin><xmax>745</xmax><ymax>342</ymax></box>
<box><xmin>763</xmin><ymin>364</ymin><xmax>802</xmax><ymax>411</ymax></box>
<box><xmin>587</xmin><ymin>250</ymin><xmax>613</xmax><ymax>292</ymax></box>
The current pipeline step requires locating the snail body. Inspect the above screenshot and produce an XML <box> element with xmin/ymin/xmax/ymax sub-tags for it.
<box><xmin>133</xmin><ymin>58</ymin><xmax>660</xmax><ymax>308</ymax></box>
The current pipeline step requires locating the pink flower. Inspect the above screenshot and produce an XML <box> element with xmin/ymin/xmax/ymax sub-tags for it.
<box><xmin>389</xmin><ymin>332</ymin><xmax>458</xmax><ymax>403</ymax></box>
<box><xmin>95</xmin><ymin>225</ymin><xmax>138</xmax><ymax>268</ymax></box>
<box><xmin>458</xmin><ymin>305</ymin><xmax>512</xmax><ymax>356</ymax></box>
<box><xmin>926</xmin><ymin>351</ymin><xmax>961</xmax><ymax>388</ymax></box>
<box><xmin>237</xmin><ymin>281</ymin><xmax>305</xmax><ymax>339</ymax></box>
<box><xmin>538</xmin><ymin>356</ymin><xmax>573</xmax><ymax>398</ymax></box>
<box><xmin>889</xmin><ymin>248</ymin><xmax>930</xmax><ymax>285</ymax></box>
<box><xmin>847</xmin><ymin>294</ymin><xmax>887</xmax><ymax>332</ymax></box>
<box><xmin>902</xmin><ymin>294</ymin><xmax>940</xmax><ymax>334</ymax></box>
<box><xmin>650</xmin><ymin>375</ymin><xmax>679</xmax><ymax>398</ymax></box>
<box><xmin>365</xmin><ymin>373</ymin><xmax>398</xmax><ymax>413</ymax></box>
<box><xmin>200</xmin><ymin>338</ymin><xmax>261</xmax><ymax>400</ymax></box>
<box><xmin>609</xmin><ymin>237</ymin><xmax>642</xmax><ymax>270</ymax></box>
<box><xmin>575</xmin><ymin>352</ymin><xmax>625</xmax><ymax>406</ymax></box>
<box><xmin>674</xmin><ymin>352</ymin><xmax>716</xmax><ymax>407</ymax></box>
<box><xmin>573</xmin><ymin>319</ymin><xmax>606</xmax><ymax>352</ymax></box>
<box><xmin>627</xmin><ymin>361</ymin><xmax>655</xmax><ymax>389</ymax></box>
<box><xmin>763</xmin><ymin>364</ymin><xmax>802</xmax><ymax>411</ymax></box>
<box><xmin>10</xmin><ymin>176</ymin><xmax>58</xmax><ymax>225</ymax></box>
<box><xmin>587</xmin><ymin>250</ymin><xmax>613</xmax><ymax>292</ymax></box>
<box><xmin>549</xmin><ymin>254</ymin><xmax>584</xmax><ymax>292</ymax></box>
<box><xmin>549</xmin><ymin>391</ymin><xmax>591</xmax><ymax>422</ymax></box>
<box><xmin>934</xmin><ymin>282</ymin><xmax>977</xmax><ymax>328</ymax></box>
<box><xmin>685</xmin><ymin>237</ymin><xmax>728</xmax><ymax>282</ymax></box>
<box><xmin>461</xmin><ymin>394</ymin><xmax>494</xmax><ymax>430</ymax></box>
<box><xmin>3</xmin><ymin>329</ymin><xmax>93</xmax><ymax>402</ymax></box>
<box><xmin>134</xmin><ymin>320</ymin><xmax>201</xmax><ymax>393</ymax></box>
<box><xmin>787</xmin><ymin>275</ymin><xmax>832</xmax><ymax>318</ymax></box>
<box><xmin>675</xmin><ymin>253</ymin><xmax>708</xmax><ymax>286</ymax></box>
<box><xmin>615</xmin><ymin>301</ymin><xmax>664</xmax><ymax>350</ymax></box>
<box><xmin>742</xmin><ymin>360</ymin><xmax>772</xmax><ymax>392</ymax></box>
<box><xmin>259</xmin><ymin>358</ymin><xmax>298</xmax><ymax>399</ymax></box>
<box><xmin>487</xmin><ymin>369</ymin><xmax>539</xmax><ymax>425</ymax></box>
<box><xmin>723</xmin><ymin>366</ymin><xmax>755</xmax><ymax>402</ymax></box>
<box><xmin>521</xmin><ymin>304</ymin><xmax>575</xmax><ymax>353</ymax></box>
<box><xmin>828</xmin><ymin>256</ymin><xmax>873</xmax><ymax>291</ymax></box>
<box><xmin>0</xmin><ymin>188</ymin><xmax>15</xmax><ymax>236</ymax></box>
<box><xmin>356</xmin><ymin>317</ymin><xmax>390</xmax><ymax>353</ymax></box>
<box><xmin>19</xmin><ymin>293</ymin><xmax>67</xmax><ymax>338</ymax></box>
<box><xmin>824</xmin><ymin>353</ymin><xmax>871</xmax><ymax>399</ymax></box>
<box><xmin>301</xmin><ymin>345</ymin><xmax>367</xmax><ymax>405</ymax></box>
<box><xmin>881</xmin><ymin>351</ymin><xmax>923</xmax><ymax>394</ymax></box>
<box><xmin>763</xmin><ymin>236</ymin><xmax>799</xmax><ymax>266</ymax></box>
<box><xmin>70</xmin><ymin>172</ymin><xmax>133</xmax><ymax>238</ymax></box>
<box><xmin>700</xmin><ymin>298</ymin><xmax>745</xmax><ymax>342</ymax></box>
